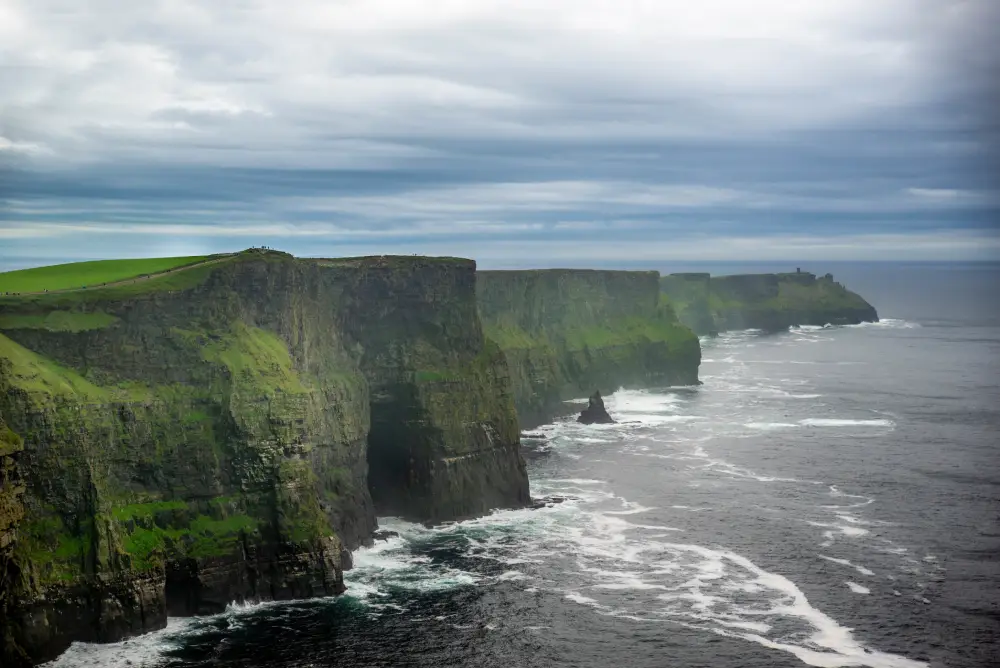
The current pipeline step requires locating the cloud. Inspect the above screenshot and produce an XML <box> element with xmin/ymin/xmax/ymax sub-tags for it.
<box><xmin>1</xmin><ymin>0</ymin><xmax>997</xmax><ymax>264</ymax></box>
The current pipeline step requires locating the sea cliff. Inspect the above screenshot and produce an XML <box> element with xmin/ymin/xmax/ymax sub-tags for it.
<box><xmin>0</xmin><ymin>251</ymin><xmax>528</xmax><ymax>664</ymax></box>
<box><xmin>660</xmin><ymin>271</ymin><xmax>878</xmax><ymax>335</ymax></box>
<box><xmin>477</xmin><ymin>270</ymin><xmax>701</xmax><ymax>427</ymax></box>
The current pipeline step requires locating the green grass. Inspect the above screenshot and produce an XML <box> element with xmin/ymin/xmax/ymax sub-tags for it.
<box><xmin>172</xmin><ymin>322</ymin><xmax>310</xmax><ymax>396</ymax></box>
<box><xmin>0</xmin><ymin>332</ymin><xmax>109</xmax><ymax>398</ymax></box>
<box><xmin>0</xmin><ymin>421</ymin><xmax>22</xmax><ymax>456</ymax></box>
<box><xmin>0</xmin><ymin>332</ymin><xmax>161</xmax><ymax>402</ymax></box>
<box><xmin>482</xmin><ymin>324</ymin><xmax>544</xmax><ymax>350</ymax></box>
<box><xmin>414</xmin><ymin>369</ymin><xmax>461</xmax><ymax>383</ymax></box>
<box><xmin>563</xmin><ymin>318</ymin><xmax>694</xmax><ymax>351</ymax></box>
<box><xmin>112</xmin><ymin>500</ymin><xmax>189</xmax><ymax>521</ymax></box>
<box><xmin>0</xmin><ymin>256</ymin><xmax>211</xmax><ymax>294</ymax></box>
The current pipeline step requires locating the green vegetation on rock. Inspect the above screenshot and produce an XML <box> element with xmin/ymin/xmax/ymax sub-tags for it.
<box><xmin>0</xmin><ymin>310</ymin><xmax>118</xmax><ymax>332</ymax></box>
<box><xmin>0</xmin><ymin>249</ymin><xmax>532</xmax><ymax>664</ymax></box>
<box><xmin>660</xmin><ymin>271</ymin><xmax>879</xmax><ymax>334</ymax></box>
<box><xmin>477</xmin><ymin>269</ymin><xmax>700</xmax><ymax>427</ymax></box>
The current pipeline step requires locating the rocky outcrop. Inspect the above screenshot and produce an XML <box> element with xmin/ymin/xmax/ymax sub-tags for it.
<box><xmin>660</xmin><ymin>271</ymin><xmax>879</xmax><ymax>335</ymax></box>
<box><xmin>577</xmin><ymin>391</ymin><xmax>615</xmax><ymax>425</ymax></box>
<box><xmin>477</xmin><ymin>269</ymin><xmax>701</xmax><ymax>428</ymax></box>
<box><xmin>0</xmin><ymin>251</ymin><xmax>528</xmax><ymax>664</ymax></box>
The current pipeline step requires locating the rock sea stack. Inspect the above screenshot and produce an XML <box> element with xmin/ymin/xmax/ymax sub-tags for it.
<box><xmin>577</xmin><ymin>391</ymin><xmax>615</xmax><ymax>424</ymax></box>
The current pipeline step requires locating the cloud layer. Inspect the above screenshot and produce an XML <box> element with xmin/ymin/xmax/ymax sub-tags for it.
<box><xmin>1</xmin><ymin>0</ymin><xmax>997</xmax><ymax>267</ymax></box>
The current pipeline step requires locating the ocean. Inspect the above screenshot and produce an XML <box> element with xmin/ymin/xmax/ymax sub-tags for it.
<box><xmin>43</xmin><ymin>263</ymin><xmax>1000</xmax><ymax>668</ymax></box>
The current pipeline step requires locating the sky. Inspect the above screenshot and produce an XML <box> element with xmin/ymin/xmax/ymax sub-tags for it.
<box><xmin>1</xmin><ymin>0</ymin><xmax>998</xmax><ymax>270</ymax></box>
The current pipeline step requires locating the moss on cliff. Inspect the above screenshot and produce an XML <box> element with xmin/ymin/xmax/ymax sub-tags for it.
<box><xmin>0</xmin><ymin>311</ymin><xmax>119</xmax><ymax>333</ymax></box>
<box><xmin>0</xmin><ymin>416</ymin><xmax>24</xmax><ymax>569</ymax></box>
<box><xmin>0</xmin><ymin>250</ymin><xmax>531</xmax><ymax>663</ymax></box>
<box><xmin>0</xmin><ymin>254</ymin><xmax>367</xmax><ymax>662</ymax></box>
<box><xmin>477</xmin><ymin>269</ymin><xmax>700</xmax><ymax>427</ymax></box>
<box><xmin>660</xmin><ymin>271</ymin><xmax>879</xmax><ymax>334</ymax></box>
<box><xmin>320</xmin><ymin>256</ymin><xmax>530</xmax><ymax>521</ymax></box>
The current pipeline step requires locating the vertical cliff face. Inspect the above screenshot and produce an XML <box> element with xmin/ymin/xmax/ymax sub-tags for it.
<box><xmin>0</xmin><ymin>252</ymin><xmax>528</xmax><ymax>664</ymax></box>
<box><xmin>477</xmin><ymin>270</ymin><xmax>701</xmax><ymax>427</ymax></box>
<box><xmin>660</xmin><ymin>271</ymin><xmax>879</xmax><ymax>335</ymax></box>
<box><xmin>0</xmin><ymin>416</ymin><xmax>25</xmax><ymax>664</ymax></box>
<box><xmin>313</xmin><ymin>257</ymin><xmax>529</xmax><ymax>523</ymax></box>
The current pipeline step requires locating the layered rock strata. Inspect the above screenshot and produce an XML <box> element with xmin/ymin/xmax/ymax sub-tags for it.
<box><xmin>477</xmin><ymin>269</ymin><xmax>701</xmax><ymax>428</ymax></box>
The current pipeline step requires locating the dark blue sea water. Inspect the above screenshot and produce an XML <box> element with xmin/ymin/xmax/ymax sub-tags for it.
<box><xmin>44</xmin><ymin>263</ymin><xmax>999</xmax><ymax>668</ymax></box>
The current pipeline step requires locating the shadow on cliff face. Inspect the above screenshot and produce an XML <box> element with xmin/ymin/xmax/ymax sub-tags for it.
<box><xmin>366</xmin><ymin>382</ymin><xmax>437</xmax><ymax>521</ymax></box>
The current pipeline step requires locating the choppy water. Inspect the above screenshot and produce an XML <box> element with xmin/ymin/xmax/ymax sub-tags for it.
<box><xmin>44</xmin><ymin>266</ymin><xmax>1000</xmax><ymax>668</ymax></box>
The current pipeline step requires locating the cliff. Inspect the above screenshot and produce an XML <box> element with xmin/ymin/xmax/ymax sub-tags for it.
<box><xmin>1</xmin><ymin>416</ymin><xmax>25</xmax><ymax>662</ymax></box>
<box><xmin>0</xmin><ymin>251</ymin><xmax>528</xmax><ymax>664</ymax></box>
<box><xmin>477</xmin><ymin>270</ymin><xmax>701</xmax><ymax>427</ymax></box>
<box><xmin>660</xmin><ymin>271</ymin><xmax>879</xmax><ymax>335</ymax></box>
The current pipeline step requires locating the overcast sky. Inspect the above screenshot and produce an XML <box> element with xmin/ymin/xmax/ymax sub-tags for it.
<box><xmin>1</xmin><ymin>0</ymin><xmax>998</xmax><ymax>269</ymax></box>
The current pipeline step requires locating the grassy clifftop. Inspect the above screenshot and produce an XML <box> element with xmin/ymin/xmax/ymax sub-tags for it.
<box><xmin>478</xmin><ymin>269</ymin><xmax>700</xmax><ymax>427</ymax></box>
<box><xmin>0</xmin><ymin>255</ymin><xmax>221</xmax><ymax>294</ymax></box>
<box><xmin>660</xmin><ymin>271</ymin><xmax>878</xmax><ymax>334</ymax></box>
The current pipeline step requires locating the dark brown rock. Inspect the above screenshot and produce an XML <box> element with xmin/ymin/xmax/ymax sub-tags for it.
<box><xmin>577</xmin><ymin>391</ymin><xmax>615</xmax><ymax>424</ymax></box>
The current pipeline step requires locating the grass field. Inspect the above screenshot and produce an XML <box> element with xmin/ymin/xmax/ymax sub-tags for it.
<box><xmin>0</xmin><ymin>256</ymin><xmax>210</xmax><ymax>294</ymax></box>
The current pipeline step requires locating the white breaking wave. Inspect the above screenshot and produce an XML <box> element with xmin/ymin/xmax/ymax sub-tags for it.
<box><xmin>845</xmin><ymin>582</ymin><xmax>871</xmax><ymax>595</ymax></box>
<box><xmin>545</xmin><ymin>507</ymin><xmax>924</xmax><ymax>668</ymax></box>
<box><xmin>604</xmin><ymin>389</ymin><xmax>683</xmax><ymax>415</ymax></box>
<box><xmin>745</xmin><ymin>418</ymin><xmax>892</xmax><ymax>431</ymax></box>
<box><xmin>39</xmin><ymin>619</ymin><xmax>192</xmax><ymax>668</ymax></box>
<box><xmin>799</xmin><ymin>418</ymin><xmax>894</xmax><ymax>428</ymax></box>
<box><xmin>346</xmin><ymin>470</ymin><xmax>927</xmax><ymax>668</ymax></box>
<box><xmin>845</xmin><ymin>319</ymin><xmax>920</xmax><ymax>329</ymax></box>
<box><xmin>818</xmin><ymin>555</ymin><xmax>876</xmax><ymax>576</ymax></box>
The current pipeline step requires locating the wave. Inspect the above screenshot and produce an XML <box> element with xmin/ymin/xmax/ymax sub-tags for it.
<box><xmin>553</xmin><ymin>526</ymin><xmax>924</xmax><ymax>668</ymax></box>
<box><xmin>351</xmin><ymin>473</ymin><xmax>925</xmax><ymax>668</ymax></box>
<box><xmin>845</xmin><ymin>318</ymin><xmax>920</xmax><ymax>329</ymax></box>
<box><xmin>799</xmin><ymin>418</ymin><xmax>894</xmax><ymax>428</ymax></box>
<box><xmin>745</xmin><ymin>422</ymin><xmax>799</xmax><ymax>430</ymax></box>
<box><xmin>818</xmin><ymin>554</ymin><xmax>875</xmax><ymax>576</ymax></box>
<box><xmin>40</xmin><ymin>619</ymin><xmax>192</xmax><ymax>668</ymax></box>
<box><xmin>744</xmin><ymin>418</ymin><xmax>893</xmax><ymax>431</ymax></box>
<box><xmin>845</xmin><ymin>581</ymin><xmax>871</xmax><ymax>594</ymax></box>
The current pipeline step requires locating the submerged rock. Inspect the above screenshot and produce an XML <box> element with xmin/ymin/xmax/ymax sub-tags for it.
<box><xmin>372</xmin><ymin>530</ymin><xmax>399</xmax><ymax>542</ymax></box>
<box><xmin>577</xmin><ymin>391</ymin><xmax>615</xmax><ymax>424</ymax></box>
<box><xmin>530</xmin><ymin>496</ymin><xmax>568</xmax><ymax>509</ymax></box>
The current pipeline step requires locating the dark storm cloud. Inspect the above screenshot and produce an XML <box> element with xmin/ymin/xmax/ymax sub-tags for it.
<box><xmin>1</xmin><ymin>0</ymin><xmax>997</xmax><ymax>266</ymax></box>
